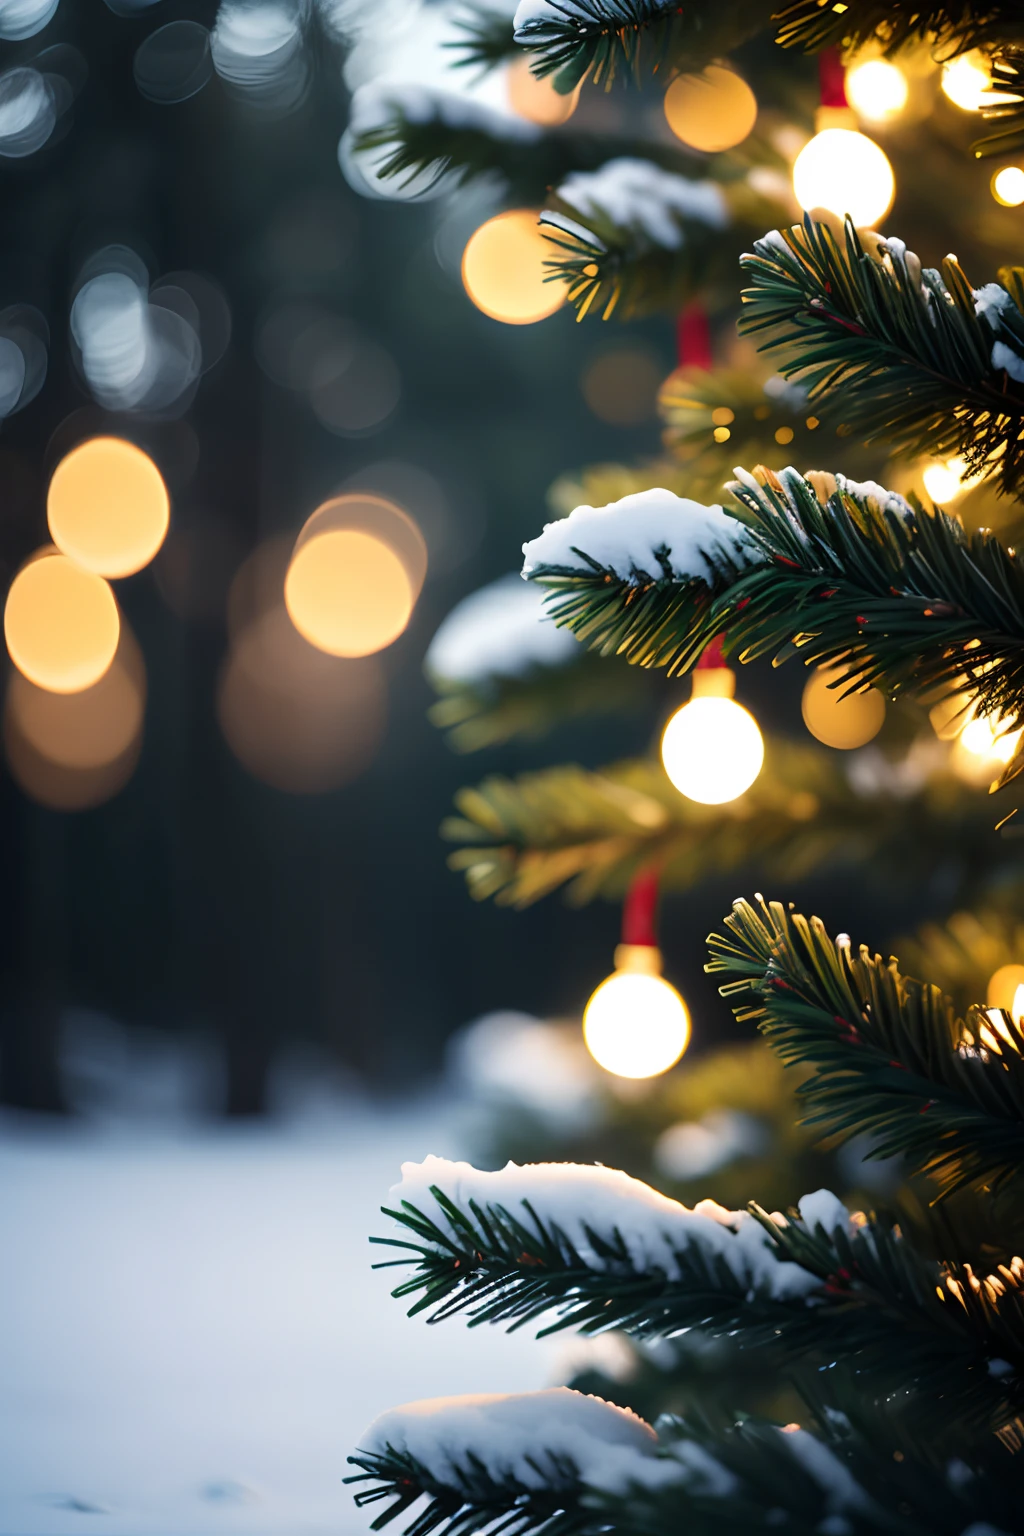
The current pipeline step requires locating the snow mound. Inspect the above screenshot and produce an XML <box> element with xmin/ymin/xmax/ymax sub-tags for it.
<box><xmin>426</xmin><ymin>574</ymin><xmax>578</xmax><ymax>684</ymax></box>
<box><xmin>391</xmin><ymin>1156</ymin><xmax>828</xmax><ymax>1300</ymax></box>
<box><xmin>554</xmin><ymin>158</ymin><xmax>728</xmax><ymax>250</ymax></box>
<box><xmin>521</xmin><ymin>487</ymin><xmax>758</xmax><ymax>583</ymax></box>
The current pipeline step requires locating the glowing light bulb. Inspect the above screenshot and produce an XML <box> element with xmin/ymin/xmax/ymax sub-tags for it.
<box><xmin>661</xmin><ymin>667</ymin><xmax>763</xmax><ymax>805</ymax></box>
<box><xmin>583</xmin><ymin>946</ymin><xmax>690</xmax><ymax>1079</ymax></box>
<box><xmin>845</xmin><ymin>60</ymin><xmax>908</xmax><ymax>122</ymax></box>
<box><xmin>802</xmin><ymin>665</ymin><xmax>885</xmax><ymax>750</ymax></box>
<box><xmin>663</xmin><ymin>65</ymin><xmax>757</xmax><ymax>152</ymax></box>
<box><xmin>47</xmin><ymin>437</ymin><xmax>169</xmax><ymax>578</ymax></box>
<box><xmin>461</xmin><ymin>210</ymin><xmax>565</xmax><ymax>326</ymax></box>
<box><xmin>987</xmin><ymin>963</ymin><xmax>1024</xmax><ymax>1014</ymax></box>
<box><xmin>922</xmin><ymin>456</ymin><xmax>984</xmax><ymax>504</ymax></box>
<box><xmin>958</xmin><ymin>713</ymin><xmax>1021</xmax><ymax>763</ymax></box>
<box><xmin>792</xmin><ymin>128</ymin><xmax>894</xmax><ymax>227</ymax></box>
<box><xmin>941</xmin><ymin>51</ymin><xmax>1014</xmax><ymax>112</ymax></box>
<box><xmin>992</xmin><ymin>166</ymin><xmax>1024</xmax><ymax>207</ymax></box>
<box><xmin>4</xmin><ymin>551</ymin><xmax>120</xmax><ymax>693</ymax></box>
<box><xmin>507</xmin><ymin>56</ymin><xmax>579</xmax><ymax>126</ymax></box>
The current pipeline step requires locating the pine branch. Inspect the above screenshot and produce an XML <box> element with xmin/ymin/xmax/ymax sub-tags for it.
<box><xmin>774</xmin><ymin>0</ymin><xmax>1024</xmax><ymax>58</ymax></box>
<box><xmin>351</xmin><ymin>109</ymin><xmax>702</xmax><ymax>205</ymax></box>
<box><xmin>429</xmin><ymin>650</ymin><xmax>651</xmax><ymax>753</ymax></box>
<box><xmin>707</xmin><ymin>895</ymin><xmax>1024</xmax><ymax>1199</ymax></box>
<box><xmin>442</xmin><ymin>741</ymin><xmax>1011</xmax><ymax>910</ymax></box>
<box><xmin>542</xmin><ymin>169</ymin><xmax>790</xmax><ymax>321</ymax></box>
<box><xmin>371</xmin><ymin>1173</ymin><xmax>1024</xmax><ymax>1440</ymax></box>
<box><xmin>346</xmin><ymin>1441</ymin><xmax>590</xmax><ymax>1536</ymax></box>
<box><xmin>526</xmin><ymin>467</ymin><xmax>1024</xmax><ymax>787</ymax></box>
<box><xmin>511</xmin><ymin>0</ymin><xmax>776</xmax><ymax>91</ymax></box>
<box><xmin>739</xmin><ymin>219</ymin><xmax>1024</xmax><ymax>498</ymax></box>
<box><xmin>973</xmin><ymin>47</ymin><xmax>1024</xmax><ymax>159</ymax></box>
<box><xmin>448</xmin><ymin>7</ymin><xmax>519</xmax><ymax>74</ymax></box>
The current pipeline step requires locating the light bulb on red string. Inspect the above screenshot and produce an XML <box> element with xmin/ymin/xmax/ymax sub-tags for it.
<box><xmin>583</xmin><ymin>869</ymin><xmax>691</xmax><ymax>1079</ymax></box>
<box><xmin>792</xmin><ymin>49</ymin><xmax>894</xmax><ymax>228</ymax></box>
<box><xmin>661</xmin><ymin>636</ymin><xmax>764</xmax><ymax>804</ymax></box>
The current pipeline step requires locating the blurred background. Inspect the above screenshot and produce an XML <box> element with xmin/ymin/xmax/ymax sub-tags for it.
<box><xmin>2</xmin><ymin>1</ymin><xmax>1023</xmax><ymax>1530</ymax></box>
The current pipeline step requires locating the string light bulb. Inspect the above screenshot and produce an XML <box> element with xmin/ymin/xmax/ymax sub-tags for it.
<box><xmin>922</xmin><ymin>455</ymin><xmax>984</xmax><ymax>504</ymax></box>
<box><xmin>661</xmin><ymin>649</ymin><xmax>763</xmax><ymax>805</ymax></box>
<box><xmin>792</xmin><ymin>127</ymin><xmax>895</xmax><ymax>227</ymax></box>
<box><xmin>941</xmin><ymin>50</ymin><xmax>1014</xmax><ymax>112</ymax></box>
<box><xmin>583</xmin><ymin>870</ymin><xmax>690</xmax><ymax>1080</ymax></box>
<box><xmin>844</xmin><ymin>59</ymin><xmax>908</xmax><ymax>122</ymax></box>
<box><xmin>987</xmin><ymin>964</ymin><xmax>1024</xmax><ymax>1016</ymax></box>
<box><xmin>992</xmin><ymin>166</ymin><xmax>1024</xmax><ymax>207</ymax></box>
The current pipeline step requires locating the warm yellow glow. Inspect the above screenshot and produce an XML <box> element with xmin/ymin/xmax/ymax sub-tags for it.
<box><xmin>661</xmin><ymin>695</ymin><xmax>764</xmax><ymax>805</ymax></box>
<box><xmin>987</xmin><ymin>963</ymin><xmax>1024</xmax><ymax>1013</ymax></box>
<box><xmin>802</xmin><ymin>665</ymin><xmax>885</xmax><ymax>750</ymax></box>
<box><xmin>581</xmin><ymin>347</ymin><xmax>662</xmax><ymax>426</ymax></box>
<box><xmin>5</xmin><ymin>552</ymin><xmax>120</xmax><ymax>694</ymax></box>
<box><xmin>958</xmin><ymin>712</ymin><xmax>1021</xmax><ymax>763</ymax></box>
<box><xmin>941</xmin><ymin>50</ymin><xmax>1014</xmax><ymax>112</ymax></box>
<box><xmin>8</xmin><ymin>625</ymin><xmax>144</xmax><ymax>770</ymax></box>
<box><xmin>217</xmin><ymin>605</ymin><xmax>386</xmax><ymax>793</ymax></box>
<box><xmin>507</xmin><ymin>57</ymin><xmax>579</xmax><ymax>125</ymax></box>
<box><xmin>462</xmin><ymin>210</ymin><xmax>565</xmax><ymax>325</ymax></box>
<box><xmin>845</xmin><ymin>59</ymin><xmax>908</xmax><ymax>121</ymax></box>
<box><xmin>583</xmin><ymin>969</ymin><xmax>690</xmax><ymax>1079</ymax></box>
<box><xmin>663</xmin><ymin>65</ymin><xmax>757</xmax><ymax>152</ymax></box>
<box><xmin>992</xmin><ymin>166</ymin><xmax>1024</xmax><ymax>207</ymax></box>
<box><xmin>47</xmin><ymin>437</ymin><xmax>170</xmax><ymax>578</ymax></box>
<box><xmin>922</xmin><ymin>456</ymin><xmax>984</xmax><ymax>503</ymax></box>
<box><xmin>792</xmin><ymin>128</ymin><xmax>894</xmax><ymax>227</ymax></box>
<box><xmin>285</xmin><ymin>529</ymin><xmax>413</xmax><ymax>657</ymax></box>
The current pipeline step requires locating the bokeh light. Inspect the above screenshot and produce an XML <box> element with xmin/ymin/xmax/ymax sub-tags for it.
<box><xmin>217</xmin><ymin>603</ymin><xmax>386</xmax><ymax>794</ymax></box>
<box><xmin>210</xmin><ymin>1</ymin><xmax>307</xmax><ymax>115</ymax></box>
<box><xmin>581</xmin><ymin>347</ymin><xmax>663</xmax><ymax>426</ymax></box>
<box><xmin>506</xmin><ymin>56</ymin><xmax>578</xmax><ymax>125</ymax></box>
<box><xmin>988</xmin><ymin>963</ymin><xmax>1024</xmax><ymax>1014</ymax></box>
<box><xmin>844</xmin><ymin>60</ymin><xmax>908</xmax><ymax>121</ymax></box>
<box><xmin>5</xmin><ymin>550</ymin><xmax>120</xmax><ymax>693</ymax></box>
<box><xmin>802</xmin><ymin>665</ymin><xmax>886</xmax><ymax>750</ymax></box>
<box><xmin>3</xmin><ymin>619</ymin><xmax>144</xmax><ymax>812</ymax></box>
<box><xmin>792</xmin><ymin>129</ymin><xmax>894</xmax><ymax>227</ymax></box>
<box><xmin>461</xmin><ymin>210</ymin><xmax>565</xmax><ymax>325</ymax></box>
<box><xmin>663</xmin><ymin>65</ymin><xmax>757</xmax><ymax>152</ymax></box>
<box><xmin>0</xmin><ymin>302</ymin><xmax>47</xmax><ymax>418</ymax></box>
<box><xmin>133</xmin><ymin>21</ymin><xmax>213</xmax><ymax>105</ymax></box>
<box><xmin>661</xmin><ymin>692</ymin><xmax>764</xmax><ymax>804</ymax></box>
<box><xmin>0</xmin><ymin>66</ymin><xmax>55</xmax><ymax>157</ymax></box>
<box><xmin>0</xmin><ymin>0</ymin><xmax>60</xmax><ymax>40</ymax></box>
<box><xmin>941</xmin><ymin>50</ymin><xmax>1012</xmax><ymax>111</ymax></box>
<box><xmin>6</xmin><ymin>621</ymin><xmax>144</xmax><ymax>770</ymax></box>
<box><xmin>284</xmin><ymin>494</ymin><xmax>427</xmax><ymax>658</ymax></box>
<box><xmin>992</xmin><ymin>166</ymin><xmax>1024</xmax><ymax>207</ymax></box>
<box><xmin>922</xmin><ymin>455</ymin><xmax>984</xmax><ymax>503</ymax></box>
<box><xmin>47</xmin><ymin>437</ymin><xmax>170</xmax><ymax>578</ymax></box>
<box><xmin>583</xmin><ymin>967</ymin><xmax>690</xmax><ymax>1079</ymax></box>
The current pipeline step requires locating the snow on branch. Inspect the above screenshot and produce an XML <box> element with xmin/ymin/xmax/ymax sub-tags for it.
<box><xmin>551</xmin><ymin>158</ymin><xmax>729</xmax><ymax>252</ymax></box>
<box><xmin>425</xmin><ymin>574</ymin><xmax>579</xmax><ymax>685</ymax></box>
<box><xmin>520</xmin><ymin>487</ymin><xmax>759</xmax><ymax>584</ymax></box>
<box><xmin>390</xmin><ymin>1155</ymin><xmax>834</xmax><ymax>1300</ymax></box>
<box><xmin>357</xmin><ymin>1387</ymin><xmax>659</xmax><ymax>1497</ymax></box>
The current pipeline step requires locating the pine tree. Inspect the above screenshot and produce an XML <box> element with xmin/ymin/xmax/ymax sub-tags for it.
<box><xmin>343</xmin><ymin>4</ymin><xmax>1024</xmax><ymax>1531</ymax></box>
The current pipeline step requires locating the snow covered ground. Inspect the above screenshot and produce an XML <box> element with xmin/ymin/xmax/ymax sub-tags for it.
<box><xmin>0</xmin><ymin>1097</ymin><xmax>563</xmax><ymax>1536</ymax></box>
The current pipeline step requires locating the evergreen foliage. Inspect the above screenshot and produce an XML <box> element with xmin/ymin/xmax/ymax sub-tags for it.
<box><xmin>443</xmin><ymin>742</ymin><xmax>1007</xmax><ymax>908</ymax></box>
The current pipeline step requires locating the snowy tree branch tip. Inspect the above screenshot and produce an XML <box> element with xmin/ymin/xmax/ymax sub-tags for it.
<box><xmin>389</xmin><ymin>1155</ymin><xmax>849</xmax><ymax>1299</ymax></box>
<box><xmin>520</xmin><ymin>486</ymin><xmax>759</xmax><ymax>584</ymax></box>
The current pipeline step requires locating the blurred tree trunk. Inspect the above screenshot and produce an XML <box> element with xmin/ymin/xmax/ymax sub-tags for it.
<box><xmin>0</xmin><ymin>991</ymin><xmax>69</xmax><ymax>1114</ymax></box>
<box><xmin>222</xmin><ymin>1016</ymin><xmax>273</xmax><ymax>1117</ymax></box>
